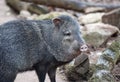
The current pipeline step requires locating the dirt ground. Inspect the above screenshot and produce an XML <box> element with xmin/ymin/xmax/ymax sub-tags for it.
<box><xmin>0</xmin><ymin>0</ymin><xmax>68</xmax><ymax>82</ymax></box>
<box><xmin>15</xmin><ymin>71</ymin><xmax>67</xmax><ymax>82</ymax></box>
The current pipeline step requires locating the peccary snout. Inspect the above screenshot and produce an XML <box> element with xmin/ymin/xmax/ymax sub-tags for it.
<box><xmin>80</xmin><ymin>44</ymin><xmax>88</xmax><ymax>52</ymax></box>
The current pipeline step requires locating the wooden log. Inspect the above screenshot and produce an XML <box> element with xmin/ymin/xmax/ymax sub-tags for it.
<box><xmin>21</xmin><ymin>0</ymin><xmax>120</xmax><ymax>12</ymax></box>
<box><xmin>102</xmin><ymin>8</ymin><xmax>120</xmax><ymax>29</ymax></box>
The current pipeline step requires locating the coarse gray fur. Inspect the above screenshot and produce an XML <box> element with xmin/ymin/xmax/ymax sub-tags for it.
<box><xmin>0</xmin><ymin>15</ymin><xmax>86</xmax><ymax>82</ymax></box>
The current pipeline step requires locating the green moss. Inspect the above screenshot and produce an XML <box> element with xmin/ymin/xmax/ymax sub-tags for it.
<box><xmin>83</xmin><ymin>32</ymin><xmax>108</xmax><ymax>47</ymax></box>
<box><xmin>89</xmin><ymin>38</ymin><xmax>120</xmax><ymax>82</ymax></box>
<box><xmin>109</xmin><ymin>39</ymin><xmax>120</xmax><ymax>53</ymax></box>
<box><xmin>35</xmin><ymin>12</ymin><xmax>72</xmax><ymax>20</ymax></box>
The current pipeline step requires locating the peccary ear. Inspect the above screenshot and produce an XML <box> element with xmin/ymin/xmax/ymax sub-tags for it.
<box><xmin>52</xmin><ymin>18</ymin><xmax>62</xmax><ymax>28</ymax></box>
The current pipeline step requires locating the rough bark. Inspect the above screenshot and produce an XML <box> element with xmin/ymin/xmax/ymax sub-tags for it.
<box><xmin>102</xmin><ymin>8</ymin><xmax>120</xmax><ymax>29</ymax></box>
<box><xmin>63</xmin><ymin>53</ymin><xmax>91</xmax><ymax>81</ymax></box>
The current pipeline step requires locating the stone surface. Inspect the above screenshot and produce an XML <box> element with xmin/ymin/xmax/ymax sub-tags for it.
<box><xmin>78</xmin><ymin>13</ymin><xmax>105</xmax><ymax>24</ymax></box>
<box><xmin>81</xmin><ymin>23</ymin><xmax>119</xmax><ymax>47</ymax></box>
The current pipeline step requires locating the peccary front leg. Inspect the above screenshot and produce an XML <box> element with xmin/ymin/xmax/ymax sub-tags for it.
<box><xmin>48</xmin><ymin>67</ymin><xmax>57</xmax><ymax>82</ymax></box>
<box><xmin>35</xmin><ymin>65</ymin><xmax>47</xmax><ymax>82</ymax></box>
<box><xmin>0</xmin><ymin>73</ymin><xmax>16</xmax><ymax>82</ymax></box>
<box><xmin>0</xmin><ymin>66</ymin><xmax>17</xmax><ymax>82</ymax></box>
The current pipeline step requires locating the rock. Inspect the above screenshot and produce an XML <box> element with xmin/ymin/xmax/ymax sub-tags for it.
<box><xmin>35</xmin><ymin>12</ymin><xmax>73</xmax><ymax>20</ymax></box>
<box><xmin>84</xmin><ymin>7</ymin><xmax>105</xmax><ymax>13</ymax></box>
<box><xmin>27</xmin><ymin>14</ymin><xmax>38</xmax><ymax>20</ymax></box>
<box><xmin>88</xmin><ymin>37</ymin><xmax>120</xmax><ymax>82</ymax></box>
<box><xmin>78</xmin><ymin>13</ymin><xmax>105</xmax><ymax>24</ymax></box>
<box><xmin>18</xmin><ymin>10</ymin><xmax>31</xmax><ymax>19</ymax></box>
<box><xmin>27</xmin><ymin>4</ymin><xmax>50</xmax><ymax>15</ymax></box>
<box><xmin>81</xmin><ymin>23</ymin><xmax>119</xmax><ymax>36</ymax></box>
<box><xmin>81</xmin><ymin>23</ymin><xmax>119</xmax><ymax>47</ymax></box>
<box><xmin>83</xmin><ymin>32</ymin><xmax>108</xmax><ymax>48</ymax></box>
<box><xmin>18</xmin><ymin>10</ymin><xmax>39</xmax><ymax>20</ymax></box>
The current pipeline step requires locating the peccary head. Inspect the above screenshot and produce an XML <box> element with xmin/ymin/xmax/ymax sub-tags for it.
<box><xmin>42</xmin><ymin>15</ymin><xmax>88</xmax><ymax>62</ymax></box>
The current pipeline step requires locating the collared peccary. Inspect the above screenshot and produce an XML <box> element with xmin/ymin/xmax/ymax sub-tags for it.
<box><xmin>0</xmin><ymin>15</ymin><xmax>88</xmax><ymax>82</ymax></box>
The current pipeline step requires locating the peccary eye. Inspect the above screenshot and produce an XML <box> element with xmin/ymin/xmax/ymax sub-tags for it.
<box><xmin>64</xmin><ymin>31</ymin><xmax>71</xmax><ymax>36</ymax></box>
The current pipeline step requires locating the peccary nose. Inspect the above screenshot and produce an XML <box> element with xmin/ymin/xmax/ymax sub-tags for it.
<box><xmin>80</xmin><ymin>44</ymin><xmax>88</xmax><ymax>52</ymax></box>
